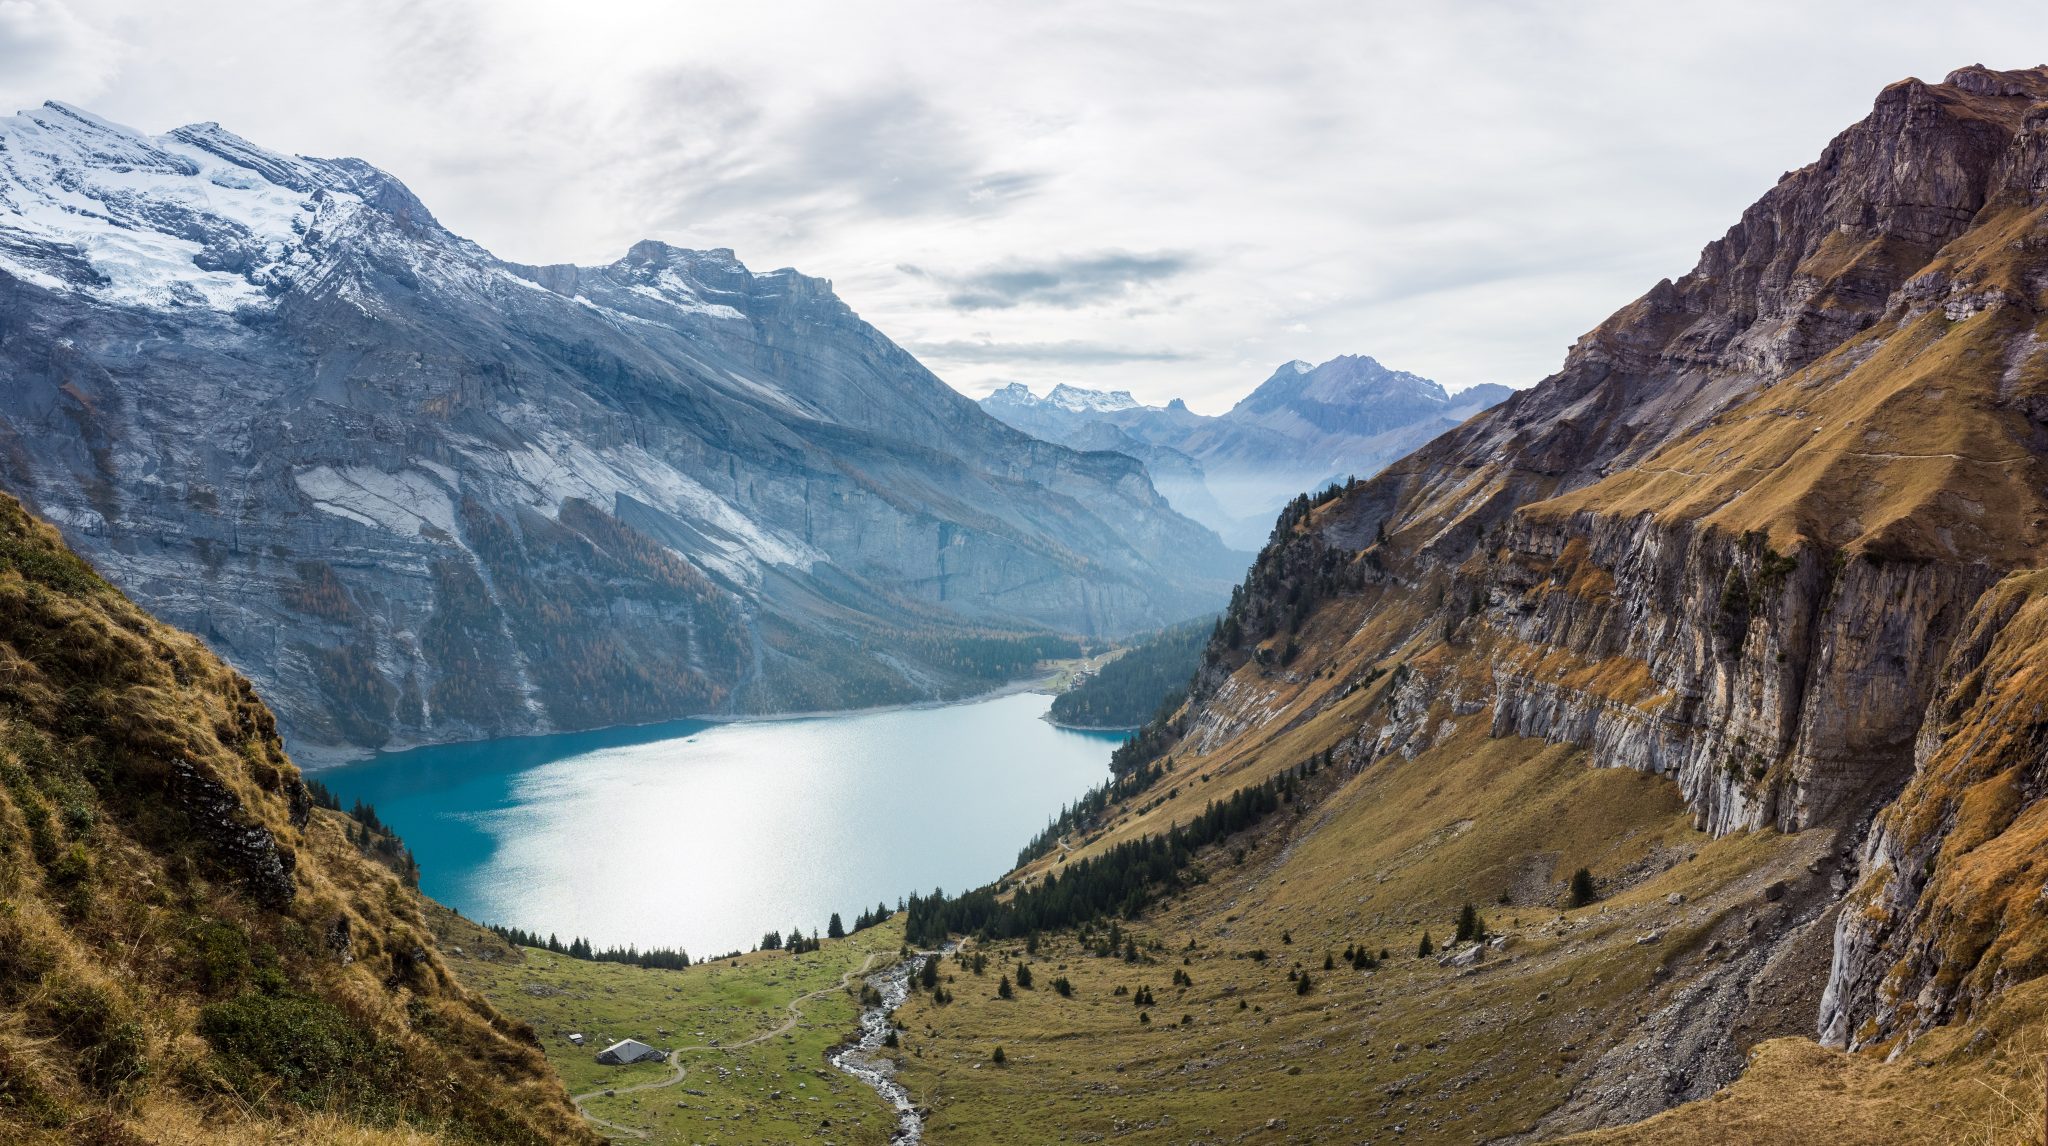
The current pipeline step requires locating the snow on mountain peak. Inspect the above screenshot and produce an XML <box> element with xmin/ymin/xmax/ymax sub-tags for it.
<box><xmin>0</xmin><ymin>102</ymin><xmax>350</xmax><ymax>311</ymax></box>
<box><xmin>0</xmin><ymin>101</ymin><xmax>471</xmax><ymax>316</ymax></box>
<box><xmin>1047</xmin><ymin>383</ymin><xmax>1142</xmax><ymax>413</ymax></box>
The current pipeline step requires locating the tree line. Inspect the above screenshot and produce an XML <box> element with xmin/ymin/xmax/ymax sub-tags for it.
<box><xmin>304</xmin><ymin>778</ymin><xmax>420</xmax><ymax>887</ymax></box>
<box><xmin>486</xmin><ymin>901</ymin><xmax>897</xmax><ymax>972</ymax></box>
<box><xmin>487</xmin><ymin>925</ymin><xmax>696</xmax><ymax>970</ymax></box>
<box><xmin>1047</xmin><ymin>617</ymin><xmax>1213</xmax><ymax>729</ymax></box>
<box><xmin>908</xmin><ymin>753</ymin><xmax>1328</xmax><ymax>946</ymax></box>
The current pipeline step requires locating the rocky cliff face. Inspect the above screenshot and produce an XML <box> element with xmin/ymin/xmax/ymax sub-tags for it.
<box><xmin>1105</xmin><ymin>62</ymin><xmax>2048</xmax><ymax>1122</ymax></box>
<box><xmin>0</xmin><ymin>102</ymin><xmax>1239</xmax><ymax>760</ymax></box>
<box><xmin>981</xmin><ymin>358</ymin><xmax>1509</xmax><ymax>548</ymax></box>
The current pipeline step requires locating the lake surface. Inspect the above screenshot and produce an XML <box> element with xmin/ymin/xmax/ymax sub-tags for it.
<box><xmin>318</xmin><ymin>691</ymin><xmax>1122</xmax><ymax>957</ymax></box>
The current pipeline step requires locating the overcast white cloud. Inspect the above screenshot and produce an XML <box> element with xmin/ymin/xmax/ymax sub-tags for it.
<box><xmin>12</xmin><ymin>0</ymin><xmax>2048</xmax><ymax>410</ymax></box>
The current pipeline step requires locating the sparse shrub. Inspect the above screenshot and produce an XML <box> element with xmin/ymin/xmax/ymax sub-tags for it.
<box><xmin>45</xmin><ymin>975</ymin><xmax>147</xmax><ymax>1097</ymax></box>
<box><xmin>0</xmin><ymin>1041</ymin><xmax>66</xmax><ymax>1127</ymax></box>
<box><xmin>198</xmin><ymin>991</ymin><xmax>394</xmax><ymax>1111</ymax></box>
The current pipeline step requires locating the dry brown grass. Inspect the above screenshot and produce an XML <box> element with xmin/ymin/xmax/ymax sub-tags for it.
<box><xmin>0</xmin><ymin>494</ymin><xmax>594</xmax><ymax>1144</ymax></box>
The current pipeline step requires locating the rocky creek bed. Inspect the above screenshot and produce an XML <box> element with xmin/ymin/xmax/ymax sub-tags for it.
<box><xmin>829</xmin><ymin>948</ymin><xmax>947</xmax><ymax>1144</ymax></box>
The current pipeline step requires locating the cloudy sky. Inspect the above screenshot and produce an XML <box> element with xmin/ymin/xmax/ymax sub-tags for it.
<box><xmin>6</xmin><ymin>1</ymin><xmax>2045</xmax><ymax>411</ymax></box>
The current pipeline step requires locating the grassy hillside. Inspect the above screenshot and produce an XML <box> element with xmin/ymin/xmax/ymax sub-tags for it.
<box><xmin>0</xmin><ymin>494</ymin><xmax>593</xmax><ymax>1144</ymax></box>
<box><xmin>865</xmin><ymin>483</ymin><xmax>2048</xmax><ymax>1141</ymax></box>
<box><xmin>433</xmin><ymin>908</ymin><xmax>909</xmax><ymax>1145</ymax></box>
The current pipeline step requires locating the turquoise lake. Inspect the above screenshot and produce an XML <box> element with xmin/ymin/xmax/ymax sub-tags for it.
<box><xmin>317</xmin><ymin>691</ymin><xmax>1122</xmax><ymax>957</ymax></box>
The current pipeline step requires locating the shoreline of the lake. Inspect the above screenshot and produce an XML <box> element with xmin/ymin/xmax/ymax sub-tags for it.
<box><xmin>1042</xmin><ymin>716</ymin><xmax>1143</xmax><ymax>734</ymax></box>
<box><xmin>295</xmin><ymin>670</ymin><xmax>1068</xmax><ymax>770</ymax></box>
<box><xmin>318</xmin><ymin>689</ymin><xmax>1122</xmax><ymax>956</ymax></box>
<box><xmin>697</xmin><ymin>671</ymin><xmax>1057</xmax><ymax>727</ymax></box>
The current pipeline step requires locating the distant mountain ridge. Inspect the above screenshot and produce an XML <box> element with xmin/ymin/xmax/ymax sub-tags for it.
<box><xmin>982</xmin><ymin>359</ymin><xmax>1510</xmax><ymax>546</ymax></box>
<box><xmin>0</xmin><ymin>101</ymin><xmax>1240</xmax><ymax>760</ymax></box>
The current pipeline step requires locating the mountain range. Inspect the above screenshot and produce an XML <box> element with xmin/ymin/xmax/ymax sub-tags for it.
<box><xmin>881</xmin><ymin>63</ymin><xmax>2048</xmax><ymax>1142</ymax></box>
<box><xmin>0</xmin><ymin>101</ymin><xmax>1241</xmax><ymax>761</ymax></box>
<box><xmin>982</xmin><ymin>359</ymin><xmax>1510</xmax><ymax>547</ymax></box>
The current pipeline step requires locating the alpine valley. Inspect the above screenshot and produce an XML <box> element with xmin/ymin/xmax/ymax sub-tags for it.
<box><xmin>5</xmin><ymin>40</ymin><xmax>2048</xmax><ymax>1146</ymax></box>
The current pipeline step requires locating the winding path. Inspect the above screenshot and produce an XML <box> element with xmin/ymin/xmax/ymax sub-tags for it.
<box><xmin>569</xmin><ymin>952</ymin><xmax>884</xmax><ymax>1140</ymax></box>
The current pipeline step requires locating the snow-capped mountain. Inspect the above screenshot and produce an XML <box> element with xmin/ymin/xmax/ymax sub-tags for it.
<box><xmin>0</xmin><ymin>102</ymin><xmax>1239</xmax><ymax>759</ymax></box>
<box><xmin>1045</xmin><ymin>383</ymin><xmax>1142</xmax><ymax>414</ymax></box>
<box><xmin>982</xmin><ymin>360</ymin><xmax>1511</xmax><ymax>548</ymax></box>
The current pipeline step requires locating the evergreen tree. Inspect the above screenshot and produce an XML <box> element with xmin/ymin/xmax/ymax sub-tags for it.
<box><xmin>998</xmin><ymin>974</ymin><xmax>1013</xmax><ymax>999</ymax></box>
<box><xmin>1015</xmin><ymin>963</ymin><xmax>1033</xmax><ymax>989</ymax></box>
<box><xmin>1295</xmin><ymin>971</ymin><xmax>1313</xmax><ymax>995</ymax></box>
<box><xmin>1455</xmin><ymin>903</ymin><xmax>1485</xmax><ymax>945</ymax></box>
<box><xmin>991</xmin><ymin>1046</ymin><xmax>1005</xmax><ymax>1064</ymax></box>
<box><xmin>1418</xmin><ymin>932</ymin><xmax>1434</xmax><ymax>958</ymax></box>
<box><xmin>919</xmin><ymin>956</ymin><xmax>940</xmax><ymax>991</ymax></box>
<box><xmin>1569</xmin><ymin>867</ymin><xmax>1598</xmax><ymax>907</ymax></box>
<box><xmin>828</xmin><ymin>913</ymin><xmax>846</xmax><ymax>939</ymax></box>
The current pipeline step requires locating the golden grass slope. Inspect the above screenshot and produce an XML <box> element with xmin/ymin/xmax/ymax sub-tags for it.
<box><xmin>890</xmin><ymin>719</ymin><xmax>1832</xmax><ymax>1143</ymax></box>
<box><xmin>0</xmin><ymin>494</ymin><xmax>594</xmax><ymax>1144</ymax></box>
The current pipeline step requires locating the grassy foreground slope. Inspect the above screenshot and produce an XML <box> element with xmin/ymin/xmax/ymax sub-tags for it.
<box><xmin>435</xmin><ymin>909</ymin><xmax>909</xmax><ymax>1145</ymax></box>
<box><xmin>0</xmin><ymin>495</ymin><xmax>594</xmax><ymax>1144</ymax></box>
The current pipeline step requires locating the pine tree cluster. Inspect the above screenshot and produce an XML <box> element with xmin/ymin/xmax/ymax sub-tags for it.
<box><xmin>911</xmin><ymin>754</ymin><xmax>1327</xmax><ymax>946</ymax></box>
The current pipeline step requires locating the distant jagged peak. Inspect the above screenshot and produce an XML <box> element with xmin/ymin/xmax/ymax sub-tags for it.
<box><xmin>1231</xmin><ymin>353</ymin><xmax>1449</xmax><ymax>418</ymax></box>
<box><xmin>981</xmin><ymin>382</ymin><xmax>1151</xmax><ymax>414</ymax></box>
<box><xmin>1048</xmin><ymin>382</ymin><xmax>1143</xmax><ymax>413</ymax></box>
<box><xmin>985</xmin><ymin>381</ymin><xmax>1037</xmax><ymax>404</ymax></box>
